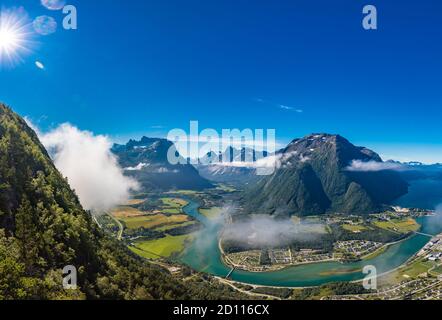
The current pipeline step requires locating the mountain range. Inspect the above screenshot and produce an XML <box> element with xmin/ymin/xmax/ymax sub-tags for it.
<box><xmin>112</xmin><ymin>137</ymin><xmax>212</xmax><ymax>191</ymax></box>
<box><xmin>197</xmin><ymin>147</ymin><xmax>265</xmax><ymax>185</ymax></box>
<box><xmin>241</xmin><ymin>134</ymin><xmax>409</xmax><ymax>216</ymax></box>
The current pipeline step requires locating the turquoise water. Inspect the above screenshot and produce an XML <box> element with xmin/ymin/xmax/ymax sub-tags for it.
<box><xmin>179</xmin><ymin>200</ymin><xmax>442</xmax><ymax>287</ymax></box>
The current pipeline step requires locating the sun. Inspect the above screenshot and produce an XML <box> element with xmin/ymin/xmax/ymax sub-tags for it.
<box><xmin>0</xmin><ymin>8</ymin><xmax>32</xmax><ymax>68</ymax></box>
<box><xmin>0</xmin><ymin>26</ymin><xmax>20</xmax><ymax>51</ymax></box>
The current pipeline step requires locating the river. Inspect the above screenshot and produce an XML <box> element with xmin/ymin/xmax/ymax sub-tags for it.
<box><xmin>178</xmin><ymin>196</ymin><xmax>442</xmax><ymax>287</ymax></box>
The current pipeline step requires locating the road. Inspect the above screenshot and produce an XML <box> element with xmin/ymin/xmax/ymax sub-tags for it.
<box><xmin>109</xmin><ymin>213</ymin><xmax>124</xmax><ymax>240</ymax></box>
<box><xmin>217</xmin><ymin>278</ymin><xmax>281</xmax><ymax>300</ymax></box>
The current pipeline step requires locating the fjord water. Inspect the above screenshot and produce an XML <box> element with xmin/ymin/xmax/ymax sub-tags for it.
<box><xmin>395</xmin><ymin>179</ymin><xmax>442</xmax><ymax>210</ymax></box>
<box><xmin>179</xmin><ymin>184</ymin><xmax>442</xmax><ymax>287</ymax></box>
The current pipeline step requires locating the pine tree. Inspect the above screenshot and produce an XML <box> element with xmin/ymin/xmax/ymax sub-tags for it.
<box><xmin>15</xmin><ymin>197</ymin><xmax>39</xmax><ymax>274</ymax></box>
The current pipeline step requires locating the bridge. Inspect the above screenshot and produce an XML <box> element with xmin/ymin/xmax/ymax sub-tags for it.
<box><xmin>225</xmin><ymin>267</ymin><xmax>236</xmax><ymax>279</ymax></box>
<box><xmin>413</xmin><ymin>231</ymin><xmax>436</xmax><ymax>238</ymax></box>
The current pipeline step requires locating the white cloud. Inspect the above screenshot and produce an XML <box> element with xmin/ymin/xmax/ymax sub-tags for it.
<box><xmin>345</xmin><ymin>160</ymin><xmax>405</xmax><ymax>172</ymax></box>
<box><xmin>256</xmin><ymin>99</ymin><xmax>303</xmax><ymax>113</ymax></box>
<box><xmin>35</xmin><ymin>61</ymin><xmax>45</xmax><ymax>70</ymax></box>
<box><xmin>279</xmin><ymin>104</ymin><xmax>293</xmax><ymax>110</ymax></box>
<box><xmin>124</xmin><ymin>163</ymin><xmax>149</xmax><ymax>171</ymax></box>
<box><xmin>28</xmin><ymin>121</ymin><xmax>139</xmax><ymax>211</ymax></box>
<box><xmin>211</xmin><ymin>150</ymin><xmax>300</xmax><ymax>171</ymax></box>
<box><xmin>279</xmin><ymin>105</ymin><xmax>303</xmax><ymax>113</ymax></box>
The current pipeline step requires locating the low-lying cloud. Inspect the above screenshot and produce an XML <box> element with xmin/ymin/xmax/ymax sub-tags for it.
<box><xmin>346</xmin><ymin>160</ymin><xmax>405</xmax><ymax>172</ymax></box>
<box><xmin>223</xmin><ymin>215</ymin><xmax>326</xmax><ymax>249</ymax></box>
<box><xmin>431</xmin><ymin>204</ymin><xmax>442</xmax><ymax>230</ymax></box>
<box><xmin>211</xmin><ymin>151</ymin><xmax>300</xmax><ymax>170</ymax></box>
<box><xmin>28</xmin><ymin>121</ymin><xmax>139</xmax><ymax>211</ymax></box>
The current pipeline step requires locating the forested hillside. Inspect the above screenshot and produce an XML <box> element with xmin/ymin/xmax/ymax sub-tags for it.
<box><xmin>0</xmin><ymin>103</ymin><xmax>241</xmax><ymax>300</ymax></box>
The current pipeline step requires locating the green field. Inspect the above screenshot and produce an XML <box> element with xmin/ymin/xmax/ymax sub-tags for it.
<box><xmin>160</xmin><ymin>197</ymin><xmax>188</xmax><ymax>208</ymax></box>
<box><xmin>395</xmin><ymin>258</ymin><xmax>435</xmax><ymax>280</ymax></box>
<box><xmin>373</xmin><ymin>218</ymin><xmax>420</xmax><ymax>234</ymax></box>
<box><xmin>169</xmin><ymin>190</ymin><xmax>199</xmax><ymax>195</ymax></box>
<box><xmin>215</xmin><ymin>184</ymin><xmax>236</xmax><ymax>193</ymax></box>
<box><xmin>129</xmin><ymin>234</ymin><xmax>193</xmax><ymax>259</ymax></box>
<box><xmin>342</xmin><ymin>224</ymin><xmax>368</xmax><ymax>233</ymax></box>
<box><xmin>430</xmin><ymin>264</ymin><xmax>442</xmax><ymax>276</ymax></box>
<box><xmin>154</xmin><ymin>221</ymin><xmax>196</xmax><ymax>232</ymax></box>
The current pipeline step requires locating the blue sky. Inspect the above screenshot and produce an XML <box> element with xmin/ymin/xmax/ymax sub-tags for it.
<box><xmin>1</xmin><ymin>0</ymin><xmax>442</xmax><ymax>163</ymax></box>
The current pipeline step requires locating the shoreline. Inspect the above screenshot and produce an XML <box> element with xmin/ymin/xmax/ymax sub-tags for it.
<box><xmin>214</xmin><ymin>233</ymin><xmax>426</xmax><ymax>291</ymax></box>
<box><xmin>179</xmin><ymin>199</ymin><xmax>438</xmax><ymax>290</ymax></box>
<box><xmin>218</xmin><ymin>229</ymin><xmax>418</xmax><ymax>276</ymax></box>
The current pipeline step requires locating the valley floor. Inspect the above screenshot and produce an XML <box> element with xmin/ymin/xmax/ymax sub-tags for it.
<box><xmin>96</xmin><ymin>186</ymin><xmax>441</xmax><ymax>300</ymax></box>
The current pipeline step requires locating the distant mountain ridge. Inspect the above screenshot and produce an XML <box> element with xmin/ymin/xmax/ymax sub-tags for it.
<box><xmin>112</xmin><ymin>137</ymin><xmax>213</xmax><ymax>191</ymax></box>
<box><xmin>242</xmin><ymin>134</ymin><xmax>409</xmax><ymax>216</ymax></box>
<box><xmin>389</xmin><ymin>160</ymin><xmax>442</xmax><ymax>183</ymax></box>
<box><xmin>197</xmin><ymin>147</ymin><xmax>267</xmax><ymax>185</ymax></box>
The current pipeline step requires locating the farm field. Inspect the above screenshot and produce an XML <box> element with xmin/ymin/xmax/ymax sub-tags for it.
<box><xmin>381</xmin><ymin>258</ymin><xmax>437</xmax><ymax>285</ymax></box>
<box><xmin>430</xmin><ymin>265</ymin><xmax>442</xmax><ymax>276</ymax></box>
<box><xmin>160</xmin><ymin>197</ymin><xmax>188</xmax><ymax>207</ymax></box>
<box><xmin>112</xmin><ymin>196</ymin><xmax>193</xmax><ymax>230</ymax></box>
<box><xmin>160</xmin><ymin>198</ymin><xmax>188</xmax><ymax>214</ymax></box>
<box><xmin>121</xmin><ymin>214</ymin><xmax>190</xmax><ymax>229</ymax></box>
<box><xmin>215</xmin><ymin>184</ymin><xmax>236</xmax><ymax>193</ymax></box>
<box><xmin>199</xmin><ymin>207</ymin><xmax>223</xmax><ymax>220</ymax></box>
<box><xmin>342</xmin><ymin>224</ymin><xmax>368</xmax><ymax>233</ymax></box>
<box><xmin>373</xmin><ymin>218</ymin><xmax>420</xmax><ymax>234</ymax></box>
<box><xmin>124</xmin><ymin>198</ymin><xmax>147</xmax><ymax>206</ymax></box>
<box><xmin>167</xmin><ymin>190</ymin><xmax>200</xmax><ymax>196</ymax></box>
<box><xmin>111</xmin><ymin>206</ymin><xmax>145</xmax><ymax>218</ymax></box>
<box><xmin>129</xmin><ymin>234</ymin><xmax>193</xmax><ymax>259</ymax></box>
<box><xmin>155</xmin><ymin>221</ymin><xmax>197</xmax><ymax>232</ymax></box>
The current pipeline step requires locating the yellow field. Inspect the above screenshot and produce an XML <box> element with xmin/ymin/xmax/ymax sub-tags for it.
<box><xmin>199</xmin><ymin>207</ymin><xmax>223</xmax><ymax>219</ymax></box>
<box><xmin>111</xmin><ymin>206</ymin><xmax>145</xmax><ymax>218</ymax></box>
<box><xmin>129</xmin><ymin>234</ymin><xmax>193</xmax><ymax>259</ymax></box>
<box><xmin>124</xmin><ymin>199</ymin><xmax>146</xmax><ymax>205</ymax></box>
<box><xmin>121</xmin><ymin>214</ymin><xmax>190</xmax><ymax>229</ymax></box>
<box><xmin>373</xmin><ymin>218</ymin><xmax>420</xmax><ymax>233</ymax></box>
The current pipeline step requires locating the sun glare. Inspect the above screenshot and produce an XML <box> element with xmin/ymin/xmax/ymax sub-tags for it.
<box><xmin>0</xmin><ymin>8</ymin><xmax>32</xmax><ymax>68</ymax></box>
<box><xmin>0</xmin><ymin>27</ymin><xmax>19</xmax><ymax>50</ymax></box>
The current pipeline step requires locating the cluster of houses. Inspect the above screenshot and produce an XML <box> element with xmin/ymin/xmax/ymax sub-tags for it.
<box><xmin>423</xmin><ymin>238</ymin><xmax>442</xmax><ymax>261</ymax></box>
